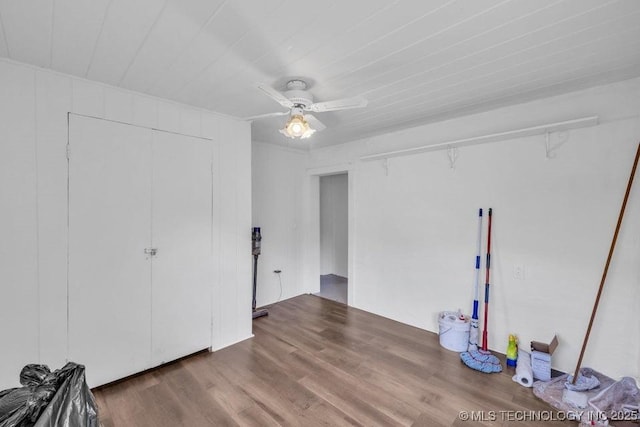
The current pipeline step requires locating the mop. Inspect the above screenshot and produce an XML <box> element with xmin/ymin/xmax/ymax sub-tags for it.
<box><xmin>467</xmin><ymin>209</ymin><xmax>482</xmax><ymax>352</ymax></box>
<box><xmin>460</xmin><ymin>208</ymin><xmax>502</xmax><ymax>373</ymax></box>
<box><xmin>565</xmin><ymin>371</ymin><xmax>600</xmax><ymax>391</ymax></box>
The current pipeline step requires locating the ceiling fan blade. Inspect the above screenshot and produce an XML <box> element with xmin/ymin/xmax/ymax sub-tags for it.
<box><xmin>256</xmin><ymin>83</ymin><xmax>294</xmax><ymax>109</ymax></box>
<box><xmin>244</xmin><ymin>111</ymin><xmax>289</xmax><ymax>121</ymax></box>
<box><xmin>307</xmin><ymin>96</ymin><xmax>368</xmax><ymax>113</ymax></box>
<box><xmin>305</xmin><ymin>114</ymin><xmax>326</xmax><ymax>131</ymax></box>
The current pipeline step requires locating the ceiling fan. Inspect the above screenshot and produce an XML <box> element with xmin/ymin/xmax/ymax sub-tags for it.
<box><xmin>247</xmin><ymin>79</ymin><xmax>368</xmax><ymax>139</ymax></box>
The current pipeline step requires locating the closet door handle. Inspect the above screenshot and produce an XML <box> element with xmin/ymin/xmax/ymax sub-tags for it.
<box><xmin>144</xmin><ymin>248</ymin><xmax>158</xmax><ymax>257</ymax></box>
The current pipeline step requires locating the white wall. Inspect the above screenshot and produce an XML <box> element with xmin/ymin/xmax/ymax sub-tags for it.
<box><xmin>0</xmin><ymin>58</ymin><xmax>39</xmax><ymax>391</ymax></box>
<box><xmin>251</xmin><ymin>142</ymin><xmax>308</xmax><ymax>307</ymax></box>
<box><xmin>320</xmin><ymin>174</ymin><xmax>348</xmax><ymax>277</ymax></box>
<box><xmin>0</xmin><ymin>58</ymin><xmax>252</xmax><ymax>389</ymax></box>
<box><xmin>286</xmin><ymin>77</ymin><xmax>640</xmax><ymax>381</ymax></box>
<box><xmin>208</xmin><ymin>114</ymin><xmax>253</xmax><ymax>352</ymax></box>
<box><xmin>346</xmin><ymin>126</ymin><xmax>639</xmax><ymax>381</ymax></box>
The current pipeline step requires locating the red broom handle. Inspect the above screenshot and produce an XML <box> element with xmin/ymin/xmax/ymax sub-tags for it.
<box><xmin>482</xmin><ymin>208</ymin><xmax>493</xmax><ymax>351</ymax></box>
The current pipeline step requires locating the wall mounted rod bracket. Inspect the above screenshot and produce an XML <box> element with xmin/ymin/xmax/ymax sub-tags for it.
<box><xmin>359</xmin><ymin>116</ymin><xmax>598</xmax><ymax>162</ymax></box>
<box><xmin>447</xmin><ymin>146</ymin><xmax>459</xmax><ymax>169</ymax></box>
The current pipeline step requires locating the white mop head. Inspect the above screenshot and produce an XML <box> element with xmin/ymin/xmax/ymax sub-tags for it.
<box><xmin>566</xmin><ymin>371</ymin><xmax>600</xmax><ymax>391</ymax></box>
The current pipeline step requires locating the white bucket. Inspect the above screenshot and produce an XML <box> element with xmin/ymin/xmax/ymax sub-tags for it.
<box><xmin>438</xmin><ymin>311</ymin><xmax>470</xmax><ymax>352</ymax></box>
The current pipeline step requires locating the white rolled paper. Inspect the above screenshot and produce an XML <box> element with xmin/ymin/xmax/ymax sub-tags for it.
<box><xmin>512</xmin><ymin>349</ymin><xmax>534</xmax><ymax>388</ymax></box>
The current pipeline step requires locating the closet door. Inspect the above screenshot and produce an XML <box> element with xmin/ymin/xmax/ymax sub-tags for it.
<box><xmin>151</xmin><ymin>131</ymin><xmax>213</xmax><ymax>365</ymax></box>
<box><xmin>68</xmin><ymin>116</ymin><xmax>152</xmax><ymax>388</ymax></box>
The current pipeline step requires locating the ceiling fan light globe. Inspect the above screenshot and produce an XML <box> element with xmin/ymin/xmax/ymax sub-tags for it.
<box><xmin>284</xmin><ymin>114</ymin><xmax>313</xmax><ymax>138</ymax></box>
<box><xmin>279</xmin><ymin>128</ymin><xmax>294</xmax><ymax>138</ymax></box>
<box><xmin>301</xmin><ymin>128</ymin><xmax>316</xmax><ymax>139</ymax></box>
<box><xmin>291</xmin><ymin>122</ymin><xmax>304</xmax><ymax>134</ymax></box>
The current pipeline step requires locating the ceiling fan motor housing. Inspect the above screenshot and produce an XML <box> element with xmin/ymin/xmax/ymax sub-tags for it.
<box><xmin>285</xmin><ymin>79</ymin><xmax>313</xmax><ymax>108</ymax></box>
<box><xmin>290</xmin><ymin>105</ymin><xmax>305</xmax><ymax>117</ymax></box>
<box><xmin>285</xmin><ymin>90</ymin><xmax>313</xmax><ymax>108</ymax></box>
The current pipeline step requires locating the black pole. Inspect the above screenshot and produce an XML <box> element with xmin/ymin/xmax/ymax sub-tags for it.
<box><xmin>251</xmin><ymin>227</ymin><xmax>268</xmax><ymax>319</ymax></box>
<box><xmin>252</xmin><ymin>254</ymin><xmax>258</xmax><ymax>311</ymax></box>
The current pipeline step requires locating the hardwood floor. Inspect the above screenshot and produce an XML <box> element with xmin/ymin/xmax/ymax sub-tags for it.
<box><xmin>93</xmin><ymin>295</ymin><xmax>572</xmax><ymax>426</ymax></box>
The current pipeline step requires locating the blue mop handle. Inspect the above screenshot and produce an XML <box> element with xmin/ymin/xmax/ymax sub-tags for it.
<box><xmin>472</xmin><ymin>208</ymin><xmax>483</xmax><ymax>320</ymax></box>
<box><xmin>472</xmin><ymin>251</ymin><xmax>480</xmax><ymax>320</ymax></box>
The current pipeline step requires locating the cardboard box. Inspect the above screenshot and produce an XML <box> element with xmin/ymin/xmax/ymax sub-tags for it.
<box><xmin>530</xmin><ymin>335</ymin><xmax>558</xmax><ymax>381</ymax></box>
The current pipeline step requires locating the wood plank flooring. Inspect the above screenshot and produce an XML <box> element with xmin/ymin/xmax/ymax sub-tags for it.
<box><xmin>93</xmin><ymin>295</ymin><xmax>572</xmax><ymax>426</ymax></box>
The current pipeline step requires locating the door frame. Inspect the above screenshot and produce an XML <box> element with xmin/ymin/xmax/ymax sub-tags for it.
<box><xmin>305</xmin><ymin>163</ymin><xmax>355</xmax><ymax>306</ymax></box>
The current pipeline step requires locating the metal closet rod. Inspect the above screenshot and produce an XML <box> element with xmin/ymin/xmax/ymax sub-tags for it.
<box><xmin>359</xmin><ymin>116</ymin><xmax>599</xmax><ymax>162</ymax></box>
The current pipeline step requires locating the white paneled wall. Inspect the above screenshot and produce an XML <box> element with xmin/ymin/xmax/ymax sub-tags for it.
<box><xmin>0</xmin><ymin>58</ymin><xmax>252</xmax><ymax>389</ymax></box>
<box><xmin>214</xmin><ymin>116</ymin><xmax>253</xmax><ymax>349</ymax></box>
<box><xmin>253</xmin><ymin>77</ymin><xmax>640</xmax><ymax>381</ymax></box>
<box><xmin>0</xmin><ymin>60</ymin><xmax>39</xmax><ymax>388</ymax></box>
<box><xmin>251</xmin><ymin>142</ymin><xmax>307</xmax><ymax>307</ymax></box>
<box><xmin>35</xmin><ymin>70</ymin><xmax>73</xmax><ymax>370</ymax></box>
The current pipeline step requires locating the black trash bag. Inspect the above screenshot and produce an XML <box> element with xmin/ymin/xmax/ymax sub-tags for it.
<box><xmin>0</xmin><ymin>388</ymin><xmax>33</xmax><ymax>426</ymax></box>
<box><xmin>19</xmin><ymin>366</ymin><xmax>51</xmax><ymax>389</ymax></box>
<box><xmin>0</xmin><ymin>363</ymin><xmax>98</xmax><ymax>427</ymax></box>
<box><xmin>0</xmin><ymin>364</ymin><xmax>56</xmax><ymax>427</ymax></box>
<box><xmin>33</xmin><ymin>363</ymin><xmax>98</xmax><ymax>427</ymax></box>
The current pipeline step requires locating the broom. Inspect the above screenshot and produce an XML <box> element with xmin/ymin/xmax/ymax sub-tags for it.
<box><xmin>568</xmin><ymin>142</ymin><xmax>640</xmax><ymax>389</ymax></box>
<box><xmin>461</xmin><ymin>208</ymin><xmax>502</xmax><ymax>373</ymax></box>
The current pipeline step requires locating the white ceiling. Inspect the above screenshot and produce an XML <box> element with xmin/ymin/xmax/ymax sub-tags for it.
<box><xmin>1</xmin><ymin>0</ymin><xmax>640</xmax><ymax>148</ymax></box>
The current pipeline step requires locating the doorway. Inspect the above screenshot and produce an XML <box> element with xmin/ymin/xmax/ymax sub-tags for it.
<box><xmin>316</xmin><ymin>173</ymin><xmax>348</xmax><ymax>304</ymax></box>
